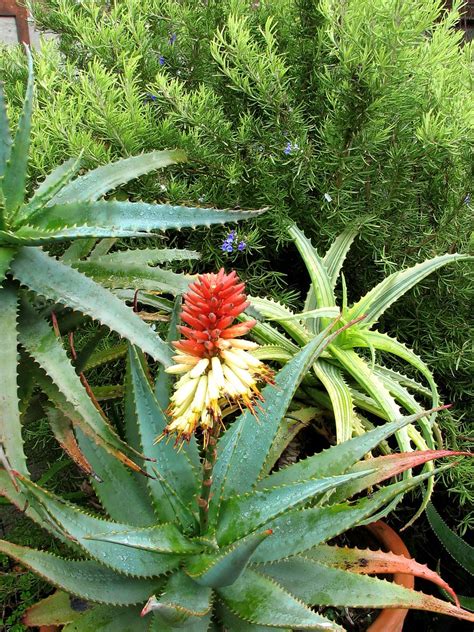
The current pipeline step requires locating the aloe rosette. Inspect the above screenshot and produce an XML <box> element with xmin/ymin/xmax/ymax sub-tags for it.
<box><xmin>1</xmin><ymin>271</ymin><xmax>473</xmax><ymax>631</ymax></box>
<box><xmin>246</xmin><ymin>223</ymin><xmax>472</xmax><ymax>523</ymax></box>
<box><xmin>0</xmin><ymin>51</ymin><xmax>263</xmax><ymax>476</ymax></box>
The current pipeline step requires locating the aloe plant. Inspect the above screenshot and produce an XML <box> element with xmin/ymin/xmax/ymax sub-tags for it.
<box><xmin>246</xmin><ymin>223</ymin><xmax>471</xmax><ymax>523</ymax></box>
<box><xmin>0</xmin><ymin>51</ymin><xmax>262</xmax><ymax>475</ymax></box>
<box><xmin>1</xmin><ymin>273</ymin><xmax>473</xmax><ymax>631</ymax></box>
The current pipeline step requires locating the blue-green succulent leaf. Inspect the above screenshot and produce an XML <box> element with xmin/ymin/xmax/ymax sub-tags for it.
<box><xmin>0</xmin><ymin>79</ymin><xmax>12</xmax><ymax>180</ymax></box>
<box><xmin>260</xmin><ymin>557</ymin><xmax>474</xmax><ymax>622</ymax></box>
<box><xmin>17</xmin><ymin>157</ymin><xmax>81</xmax><ymax>223</ymax></box>
<box><xmin>0</xmin><ymin>285</ymin><xmax>27</xmax><ymax>475</ymax></box>
<box><xmin>346</xmin><ymin>253</ymin><xmax>471</xmax><ymax>327</ymax></box>
<box><xmin>185</xmin><ymin>530</ymin><xmax>273</xmax><ymax>587</ymax></box>
<box><xmin>258</xmin><ymin>407</ymin><xmax>441</xmax><ymax>489</ymax></box>
<box><xmin>2</xmin><ymin>49</ymin><xmax>33</xmax><ymax>217</ymax></box>
<box><xmin>126</xmin><ymin>345</ymin><xmax>199</xmax><ymax>529</ymax></box>
<box><xmin>62</xmin><ymin>605</ymin><xmax>146</xmax><ymax>632</ymax></box>
<box><xmin>217</xmin><ymin>568</ymin><xmax>342</xmax><ymax>630</ymax></box>
<box><xmin>252</xmin><ymin>466</ymin><xmax>450</xmax><ymax>563</ymax></box>
<box><xmin>217</xmin><ymin>470</ymin><xmax>372</xmax><ymax>545</ymax></box>
<box><xmin>48</xmin><ymin>150</ymin><xmax>186</xmax><ymax>205</ymax></box>
<box><xmin>16</xmin><ymin>475</ymin><xmax>181</xmax><ymax>577</ymax></box>
<box><xmin>211</xmin><ymin>319</ymin><xmax>356</xmax><ymax>527</ymax></box>
<box><xmin>74</xmin><ymin>427</ymin><xmax>157</xmax><ymax>527</ymax></box>
<box><xmin>0</xmin><ymin>539</ymin><xmax>162</xmax><ymax>605</ymax></box>
<box><xmin>23</xmin><ymin>200</ymin><xmax>265</xmax><ymax>233</ymax></box>
<box><xmin>86</xmin><ymin>523</ymin><xmax>201</xmax><ymax>555</ymax></box>
<box><xmin>141</xmin><ymin>570</ymin><xmax>212</xmax><ymax>626</ymax></box>
<box><xmin>11</xmin><ymin>247</ymin><xmax>173</xmax><ymax>365</ymax></box>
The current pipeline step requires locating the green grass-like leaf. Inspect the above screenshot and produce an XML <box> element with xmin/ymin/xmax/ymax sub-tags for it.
<box><xmin>426</xmin><ymin>502</ymin><xmax>474</xmax><ymax>575</ymax></box>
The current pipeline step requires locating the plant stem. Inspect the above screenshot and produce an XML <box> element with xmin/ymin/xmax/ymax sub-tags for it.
<box><xmin>198</xmin><ymin>423</ymin><xmax>221</xmax><ymax>535</ymax></box>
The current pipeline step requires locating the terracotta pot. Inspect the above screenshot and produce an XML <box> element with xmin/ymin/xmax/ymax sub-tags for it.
<box><xmin>365</xmin><ymin>520</ymin><xmax>414</xmax><ymax>632</ymax></box>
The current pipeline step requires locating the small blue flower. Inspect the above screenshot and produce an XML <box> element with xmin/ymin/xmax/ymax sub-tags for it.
<box><xmin>169</xmin><ymin>33</ymin><xmax>177</xmax><ymax>45</ymax></box>
<box><xmin>221</xmin><ymin>230</ymin><xmax>244</xmax><ymax>254</ymax></box>
<box><xmin>146</xmin><ymin>93</ymin><xmax>158</xmax><ymax>102</ymax></box>
<box><xmin>159</xmin><ymin>55</ymin><xmax>166</xmax><ymax>66</ymax></box>
<box><xmin>464</xmin><ymin>193</ymin><xmax>471</xmax><ymax>205</ymax></box>
<box><xmin>284</xmin><ymin>141</ymin><xmax>299</xmax><ymax>155</ymax></box>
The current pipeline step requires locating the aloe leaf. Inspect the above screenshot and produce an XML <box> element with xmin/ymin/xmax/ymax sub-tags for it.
<box><xmin>18</xmin><ymin>301</ymin><xmax>145</xmax><ymax>465</ymax></box>
<box><xmin>374</xmin><ymin>364</ymin><xmax>432</xmax><ymax>399</ymax></box>
<box><xmin>307</xmin><ymin>544</ymin><xmax>459</xmax><ymax>602</ymax></box>
<box><xmin>0</xmin><ymin>470</ymin><xmax>44</xmax><ymax>530</ymax></box>
<box><xmin>47</xmin><ymin>408</ymin><xmax>98</xmax><ymax>480</ymax></box>
<box><xmin>246</xmin><ymin>317</ymin><xmax>299</xmax><ymax>354</ymax></box>
<box><xmin>328</xmin><ymin>450</ymin><xmax>464</xmax><ymax>505</ymax></box>
<box><xmin>329</xmin><ymin>346</ymin><xmax>400</xmax><ymax>419</ymax></box>
<box><xmin>346</xmin><ymin>253</ymin><xmax>471</xmax><ymax>326</ymax></box>
<box><xmin>13</xmin><ymin>225</ymin><xmax>151</xmax><ymax>244</ymax></box>
<box><xmin>215</xmin><ymin>602</ymin><xmax>291</xmax><ymax>632</ymax></box>
<box><xmin>249</xmin><ymin>296</ymin><xmax>309</xmax><ymax>345</ymax></box>
<box><xmin>313</xmin><ymin>359</ymin><xmax>354</xmax><ymax>443</ymax></box>
<box><xmin>426</xmin><ymin>502</ymin><xmax>474</xmax><ymax>575</ymax></box>
<box><xmin>0</xmin><ymin>539</ymin><xmax>162</xmax><ymax>605</ymax></box>
<box><xmin>0</xmin><ymin>285</ymin><xmax>27</xmax><ymax>475</ymax></box>
<box><xmin>88</xmin><ymin>247</ymin><xmax>200</xmax><ymax>266</ymax></box>
<box><xmin>23</xmin><ymin>200</ymin><xmax>265</xmax><ymax>233</ymax></box>
<box><xmin>74</xmin><ymin>427</ymin><xmax>157</xmax><ymax>527</ymax></box>
<box><xmin>185</xmin><ymin>530</ymin><xmax>273</xmax><ymax>587</ymax></box>
<box><xmin>16</xmin><ymin>157</ymin><xmax>81</xmax><ymax>223</ymax></box>
<box><xmin>0</xmin><ymin>79</ymin><xmax>12</xmax><ymax>181</ymax></box>
<box><xmin>251</xmin><ymin>466</ymin><xmax>450</xmax><ymax>563</ymax></box>
<box><xmin>22</xmin><ymin>590</ymin><xmax>86</xmax><ymax>627</ymax></box>
<box><xmin>350</xmin><ymin>329</ymin><xmax>438</xmax><ymax>400</ymax></box>
<box><xmin>155</xmin><ymin>295</ymin><xmax>182</xmax><ymax>410</ymax></box>
<box><xmin>257</xmin><ymin>403</ymin><xmax>444</xmax><ymax>493</ymax></box>
<box><xmin>148</xmin><ymin>613</ymin><xmax>213</xmax><ymax>632</ymax></box>
<box><xmin>127</xmin><ymin>345</ymin><xmax>200</xmax><ymax>528</ymax></box>
<box><xmin>86</xmin><ymin>524</ymin><xmax>201</xmax><ymax>555</ymax></box>
<box><xmin>289</xmin><ymin>224</ymin><xmax>334</xmax><ymax>307</ymax></box>
<box><xmin>49</xmin><ymin>149</ymin><xmax>186</xmax><ymax>205</ymax></box>
<box><xmin>323</xmin><ymin>228</ymin><xmax>358</xmax><ymax>288</ymax></box>
<box><xmin>260</xmin><ymin>557</ymin><xmax>474</xmax><ymax>623</ymax></box>
<box><xmin>141</xmin><ymin>570</ymin><xmax>212</xmax><ymax>626</ymax></box>
<box><xmin>289</xmin><ymin>223</ymin><xmax>334</xmax><ymax>336</ymax></box>
<box><xmin>73</xmin><ymin>258</ymin><xmax>193</xmax><ymax>294</ymax></box>
<box><xmin>260</xmin><ymin>407</ymin><xmax>315</xmax><ymax>475</ymax></box>
<box><xmin>83</xmin><ymin>342</ymin><xmax>128</xmax><ymax>372</ymax></box>
<box><xmin>210</xmin><ymin>321</ymin><xmax>340</xmax><ymax>526</ymax></box>
<box><xmin>252</xmin><ymin>345</ymin><xmax>294</xmax><ymax>363</ymax></box>
<box><xmin>0</xmin><ymin>246</ymin><xmax>15</xmax><ymax>281</ymax></box>
<box><xmin>11</xmin><ymin>247</ymin><xmax>173</xmax><ymax>365</ymax></box>
<box><xmin>276</xmin><ymin>307</ymin><xmax>340</xmax><ymax>322</ymax></box>
<box><xmin>217</xmin><ymin>568</ymin><xmax>342</xmax><ymax>630</ymax></box>
<box><xmin>16</xmin><ymin>474</ymin><xmax>181</xmax><ymax>577</ymax></box>
<box><xmin>62</xmin><ymin>238</ymin><xmax>98</xmax><ymax>263</ymax></box>
<box><xmin>2</xmin><ymin>49</ymin><xmax>33</xmax><ymax>218</ymax></box>
<box><xmin>62</xmin><ymin>605</ymin><xmax>146</xmax><ymax>631</ymax></box>
<box><xmin>217</xmin><ymin>470</ymin><xmax>372</xmax><ymax>546</ymax></box>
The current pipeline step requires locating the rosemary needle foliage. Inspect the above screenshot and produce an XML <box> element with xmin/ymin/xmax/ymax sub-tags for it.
<box><xmin>0</xmin><ymin>52</ymin><xmax>263</xmax><ymax>477</ymax></box>
<box><xmin>1</xmin><ymin>309</ymin><xmax>473</xmax><ymax>630</ymax></box>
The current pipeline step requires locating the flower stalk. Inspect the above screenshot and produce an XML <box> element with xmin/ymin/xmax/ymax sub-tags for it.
<box><xmin>198</xmin><ymin>421</ymin><xmax>221</xmax><ymax>535</ymax></box>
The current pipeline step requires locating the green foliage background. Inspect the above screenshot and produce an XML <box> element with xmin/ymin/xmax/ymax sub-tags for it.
<box><xmin>0</xmin><ymin>0</ymin><xmax>472</xmax><ymax>506</ymax></box>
